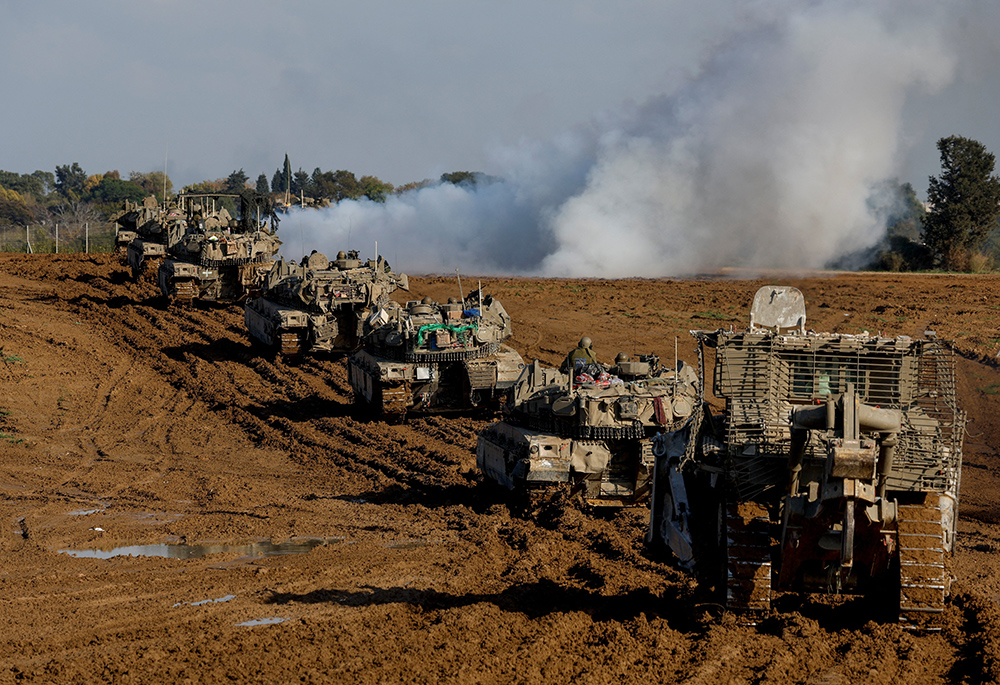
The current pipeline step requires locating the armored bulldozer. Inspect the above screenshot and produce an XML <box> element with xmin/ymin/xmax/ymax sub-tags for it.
<box><xmin>477</xmin><ymin>352</ymin><xmax>704</xmax><ymax>508</ymax></box>
<box><xmin>649</xmin><ymin>286</ymin><xmax>965</xmax><ymax>628</ymax></box>
<box><xmin>245</xmin><ymin>250</ymin><xmax>409</xmax><ymax>357</ymax></box>
<box><xmin>111</xmin><ymin>195</ymin><xmax>177</xmax><ymax>280</ymax></box>
<box><xmin>347</xmin><ymin>289</ymin><xmax>523</xmax><ymax>416</ymax></box>
<box><xmin>157</xmin><ymin>190</ymin><xmax>281</xmax><ymax>304</ymax></box>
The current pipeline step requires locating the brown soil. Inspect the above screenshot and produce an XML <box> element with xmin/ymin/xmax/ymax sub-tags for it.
<box><xmin>0</xmin><ymin>254</ymin><xmax>999</xmax><ymax>684</ymax></box>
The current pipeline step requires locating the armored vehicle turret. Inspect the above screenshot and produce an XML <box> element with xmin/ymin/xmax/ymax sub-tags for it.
<box><xmin>649</xmin><ymin>286</ymin><xmax>965</xmax><ymax>628</ymax></box>
<box><xmin>477</xmin><ymin>353</ymin><xmax>703</xmax><ymax>508</ymax></box>
<box><xmin>245</xmin><ymin>250</ymin><xmax>409</xmax><ymax>357</ymax></box>
<box><xmin>348</xmin><ymin>289</ymin><xmax>523</xmax><ymax>416</ymax></box>
<box><xmin>156</xmin><ymin>190</ymin><xmax>280</xmax><ymax>304</ymax></box>
<box><xmin>111</xmin><ymin>195</ymin><xmax>177</xmax><ymax>280</ymax></box>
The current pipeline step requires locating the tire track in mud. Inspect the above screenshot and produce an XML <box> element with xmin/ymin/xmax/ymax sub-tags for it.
<box><xmin>41</xmin><ymin>260</ymin><xmax>488</xmax><ymax>503</ymax></box>
<box><xmin>8</xmin><ymin>255</ymin><xmax>1000</xmax><ymax>683</ymax></box>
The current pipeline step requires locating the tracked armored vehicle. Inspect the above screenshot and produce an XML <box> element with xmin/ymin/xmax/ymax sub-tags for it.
<box><xmin>649</xmin><ymin>286</ymin><xmax>965</xmax><ymax>628</ymax></box>
<box><xmin>477</xmin><ymin>353</ymin><xmax>704</xmax><ymax>508</ymax></box>
<box><xmin>245</xmin><ymin>250</ymin><xmax>409</xmax><ymax>357</ymax></box>
<box><xmin>157</xmin><ymin>190</ymin><xmax>280</xmax><ymax>304</ymax></box>
<box><xmin>348</xmin><ymin>289</ymin><xmax>523</xmax><ymax>416</ymax></box>
<box><xmin>111</xmin><ymin>195</ymin><xmax>177</xmax><ymax>280</ymax></box>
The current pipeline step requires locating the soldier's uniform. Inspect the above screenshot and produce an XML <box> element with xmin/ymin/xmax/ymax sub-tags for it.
<box><xmin>563</xmin><ymin>337</ymin><xmax>598</xmax><ymax>372</ymax></box>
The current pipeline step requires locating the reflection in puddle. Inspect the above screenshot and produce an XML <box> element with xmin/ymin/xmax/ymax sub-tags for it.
<box><xmin>174</xmin><ymin>594</ymin><xmax>236</xmax><ymax>608</ymax></box>
<box><xmin>237</xmin><ymin>617</ymin><xmax>287</xmax><ymax>626</ymax></box>
<box><xmin>59</xmin><ymin>537</ymin><xmax>342</xmax><ymax>560</ymax></box>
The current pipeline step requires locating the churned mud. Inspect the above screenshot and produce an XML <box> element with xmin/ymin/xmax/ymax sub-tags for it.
<box><xmin>0</xmin><ymin>253</ymin><xmax>998</xmax><ymax>683</ymax></box>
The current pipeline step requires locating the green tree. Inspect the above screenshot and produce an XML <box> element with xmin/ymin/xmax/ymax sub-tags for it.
<box><xmin>129</xmin><ymin>171</ymin><xmax>174</xmax><ymax>202</ymax></box>
<box><xmin>331</xmin><ymin>170</ymin><xmax>360</xmax><ymax>202</ymax></box>
<box><xmin>311</xmin><ymin>168</ymin><xmax>336</xmax><ymax>198</ymax></box>
<box><xmin>291</xmin><ymin>168</ymin><xmax>311</xmax><ymax>196</ymax></box>
<box><xmin>0</xmin><ymin>170</ymin><xmax>47</xmax><ymax>200</ymax></box>
<box><xmin>32</xmin><ymin>170</ymin><xmax>55</xmax><ymax>196</ymax></box>
<box><xmin>88</xmin><ymin>177</ymin><xmax>146</xmax><ymax>204</ymax></box>
<box><xmin>360</xmin><ymin>175</ymin><xmax>394</xmax><ymax>203</ymax></box>
<box><xmin>255</xmin><ymin>173</ymin><xmax>270</xmax><ymax>194</ymax></box>
<box><xmin>224</xmin><ymin>168</ymin><xmax>249</xmax><ymax>194</ymax></box>
<box><xmin>923</xmin><ymin>136</ymin><xmax>1000</xmax><ymax>269</ymax></box>
<box><xmin>55</xmin><ymin>162</ymin><xmax>87</xmax><ymax>199</ymax></box>
<box><xmin>271</xmin><ymin>154</ymin><xmax>293</xmax><ymax>195</ymax></box>
<box><xmin>884</xmin><ymin>181</ymin><xmax>925</xmax><ymax>241</ymax></box>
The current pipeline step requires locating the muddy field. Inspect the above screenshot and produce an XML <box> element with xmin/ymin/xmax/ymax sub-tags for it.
<box><xmin>0</xmin><ymin>254</ymin><xmax>999</xmax><ymax>683</ymax></box>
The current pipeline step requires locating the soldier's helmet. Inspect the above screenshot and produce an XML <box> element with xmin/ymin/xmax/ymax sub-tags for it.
<box><xmin>615</xmin><ymin>352</ymin><xmax>629</xmax><ymax>364</ymax></box>
<box><xmin>422</xmin><ymin>296</ymin><xmax>434</xmax><ymax>305</ymax></box>
<box><xmin>336</xmin><ymin>250</ymin><xmax>347</xmax><ymax>260</ymax></box>
<box><xmin>580</xmin><ymin>336</ymin><xmax>592</xmax><ymax>349</ymax></box>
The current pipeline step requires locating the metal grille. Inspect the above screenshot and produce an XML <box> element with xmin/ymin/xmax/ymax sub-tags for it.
<box><xmin>704</xmin><ymin>332</ymin><xmax>964</xmax><ymax>498</ymax></box>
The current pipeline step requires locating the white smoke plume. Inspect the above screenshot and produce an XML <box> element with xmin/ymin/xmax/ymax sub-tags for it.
<box><xmin>280</xmin><ymin>2</ymin><xmax>958</xmax><ymax>277</ymax></box>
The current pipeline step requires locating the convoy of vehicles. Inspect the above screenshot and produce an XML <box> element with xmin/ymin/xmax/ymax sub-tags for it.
<box><xmin>110</xmin><ymin>191</ymin><xmax>969</xmax><ymax>626</ymax></box>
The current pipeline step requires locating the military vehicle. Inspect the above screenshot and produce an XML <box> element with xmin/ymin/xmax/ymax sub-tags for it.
<box><xmin>157</xmin><ymin>190</ymin><xmax>281</xmax><ymax>304</ymax></box>
<box><xmin>111</xmin><ymin>195</ymin><xmax>177</xmax><ymax>279</ymax></box>
<box><xmin>245</xmin><ymin>250</ymin><xmax>409</xmax><ymax>357</ymax></box>
<box><xmin>477</xmin><ymin>351</ymin><xmax>704</xmax><ymax>508</ymax></box>
<box><xmin>649</xmin><ymin>285</ymin><xmax>965</xmax><ymax>628</ymax></box>
<box><xmin>348</xmin><ymin>289</ymin><xmax>523</xmax><ymax>417</ymax></box>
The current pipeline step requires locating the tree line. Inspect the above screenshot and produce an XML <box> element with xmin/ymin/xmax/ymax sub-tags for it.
<box><xmin>0</xmin><ymin>157</ymin><xmax>491</xmax><ymax>253</ymax></box>
<box><xmin>0</xmin><ymin>143</ymin><xmax>997</xmax><ymax>270</ymax></box>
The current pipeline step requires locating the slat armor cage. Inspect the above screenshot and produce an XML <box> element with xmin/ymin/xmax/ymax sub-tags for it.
<box><xmin>700</xmin><ymin>331</ymin><xmax>965</xmax><ymax>501</ymax></box>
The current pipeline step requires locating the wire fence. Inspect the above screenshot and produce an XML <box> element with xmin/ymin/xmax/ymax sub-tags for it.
<box><xmin>0</xmin><ymin>223</ymin><xmax>116</xmax><ymax>254</ymax></box>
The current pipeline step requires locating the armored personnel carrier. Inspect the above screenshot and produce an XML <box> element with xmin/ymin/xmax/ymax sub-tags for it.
<box><xmin>111</xmin><ymin>195</ymin><xmax>176</xmax><ymax>280</ymax></box>
<box><xmin>649</xmin><ymin>286</ymin><xmax>965</xmax><ymax>628</ymax></box>
<box><xmin>157</xmin><ymin>190</ymin><xmax>280</xmax><ymax>304</ymax></box>
<box><xmin>348</xmin><ymin>289</ymin><xmax>523</xmax><ymax>416</ymax></box>
<box><xmin>477</xmin><ymin>352</ymin><xmax>704</xmax><ymax>508</ymax></box>
<box><xmin>245</xmin><ymin>250</ymin><xmax>409</xmax><ymax>357</ymax></box>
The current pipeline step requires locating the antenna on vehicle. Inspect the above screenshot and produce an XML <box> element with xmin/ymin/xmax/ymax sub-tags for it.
<box><xmin>163</xmin><ymin>146</ymin><xmax>168</xmax><ymax>202</ymax></box>
<box><xmin>456</xmin><ymin>268</ymin><xmax>465</xmax><ymax>302</ymax></box>
<box><xmin>674</xmin><ymin>336</ymin><xmax>678</xmax><ymax>395</ymax></box>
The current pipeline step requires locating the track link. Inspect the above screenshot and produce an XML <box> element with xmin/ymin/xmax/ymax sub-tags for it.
<box><xmin>898</xmin><ymin>494</ymin><xmax>949</xmax><ymax>630</ymax></box>
<box><xmin>725</xmin><ymin>502</ymin><xmax>773</xmax><ymax>615</ymax></box>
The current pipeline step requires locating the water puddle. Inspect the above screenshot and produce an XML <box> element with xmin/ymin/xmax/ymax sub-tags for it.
<box><xmin>174</xmin><ymin>594</ymin><xmax>236</xmax><ymax>608</ymax></box>
<box><xmin>67</xmin><ymin>508</ymin><xmax>104</xmax><ymax>516</ymax></box>
<box><xmin>59</xmin><ymin>537</ymin><xmax>342</xmax><ymax>560</ymax></box>
<box><xmin>237</xmin><ymin>617</ymin><xmax>287</xmax><ymax>627</ymax></box>
<box><xmin>67</xmin><ymin>500</ymin><xmax>110</xmax><ymax>516</ymax></box>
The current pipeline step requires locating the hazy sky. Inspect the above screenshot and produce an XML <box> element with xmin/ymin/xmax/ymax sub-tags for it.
<box><xmin>5</xmin><ymin>1</ymin><xmax>1000</xmax><ymax>275</ymax></box>
<box><xmin>2</xmin><ymin>1</ymin><xmax>724</xmax><ymax>187</ymax></box>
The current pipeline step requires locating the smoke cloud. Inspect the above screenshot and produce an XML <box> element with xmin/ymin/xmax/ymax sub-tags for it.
<box><xmin>281</xmin><ymin>2</ymin><xmax>957</xmax><ymax>277</ymax></box>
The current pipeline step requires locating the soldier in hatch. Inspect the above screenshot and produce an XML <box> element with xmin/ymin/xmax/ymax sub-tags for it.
<box><xmin>562</xmin><ymin>336</ymin><xmax>598</xmax><ymax>373</ymax></box>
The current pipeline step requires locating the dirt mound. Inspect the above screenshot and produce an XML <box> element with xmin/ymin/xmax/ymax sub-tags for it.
<box><xmin>0</xmin><ymin>254</ymin><xmax>998</xmax><ymax>682</ymax></box>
